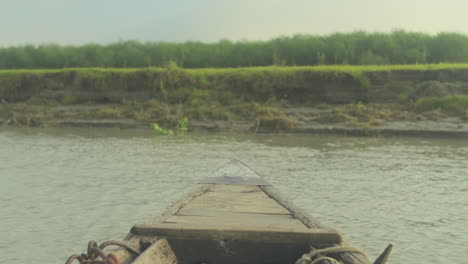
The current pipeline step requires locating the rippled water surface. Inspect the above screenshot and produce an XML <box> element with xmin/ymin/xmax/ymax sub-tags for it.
<box><xmin>1</xmin><ymin>127</ymin><xmax>467</xmax><ymax>264</ymax></box>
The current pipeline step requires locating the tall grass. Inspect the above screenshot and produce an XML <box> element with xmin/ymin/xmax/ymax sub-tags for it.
<box><xmin>1</xmin><ymin>63</ymin><xmax>468</xmax><ymax>75</ymax></box>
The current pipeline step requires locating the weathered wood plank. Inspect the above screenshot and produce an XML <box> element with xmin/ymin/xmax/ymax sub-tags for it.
<box><xmin>208</xmin><ymin>184</ymin><xmax>262</xmax><ymax>193</ymax></box>
<box><xmin>131</xmin><ymin>223</ymin><xmax>343</xmax><ymax>245</ymax></box>
<box><xmin>260</xmin><ymin>185</ymin><xmax>371</xmax><ymax>264</ymax></box>
<box><xmin>131</xmin><ymin>238</ymin><xmax>178</xmax><ymax>264</ymax></box>
<box><xmin>196</xmin><ymin>188</ymin><xmax>271</xmax><ymax>200</ymax></box>
<box><xmin>147</xmin><ymin>184</ymin><xmax>213</xmax><ymax>224</ymax></box>
<box><xmin>182</xmin><ymin>199</ymin><xmax>289</xmax><ymax>214</ymax></box>
<box><xmin>260</xmin><ymin>185</ymin><xmax>324</xmax><ymax>228</ymax></box>
<box><xmin>183</xmin><ymin>188</ymin><xmax>290</xmax><ymax>214</ymax></box>
<box><xmin>165</xmin><ymin>211</ymin><xmax>307</xmax><ymax>229</ymax></box>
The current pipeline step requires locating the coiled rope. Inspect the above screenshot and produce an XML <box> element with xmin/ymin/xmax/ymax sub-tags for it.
<box><xmin>65</xmin><ymin>240</ymin><xmax>140</xmax><ymax>264</ymax></box>
<box><xmin>295</xmin><ymin>245</ymin><xmax>371</xmax><ymax>264</ymax></box>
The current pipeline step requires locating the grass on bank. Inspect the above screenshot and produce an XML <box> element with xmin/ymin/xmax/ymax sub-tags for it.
<box><xmin>415</xmin><ymin>95</ymin><xmax>468</xmax><ymax>116</ymax></box>
<box><xmin>2</xmin><ymin>63</ymin><xmax>468</xmax><ymax>103</ymax></box>
<box><xmin>1</xmin><ymin>98</ymin><xmax>467</xmax><ymax>130</ymax></box>
<box><xmin>2</xmin><ymin>63</ymin><xmax>468</xmax><ymax>75</ymax></box>
<box><xmin>1</xmin><ymin>64</ymin><xmax>468</xmax><ymax>130</ymax></box>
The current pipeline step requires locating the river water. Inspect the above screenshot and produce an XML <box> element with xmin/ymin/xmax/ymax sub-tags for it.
<box><xmin>0</xmin><ymin>127</ymin><xmax>467</xmax><ymax>264</ymax></box>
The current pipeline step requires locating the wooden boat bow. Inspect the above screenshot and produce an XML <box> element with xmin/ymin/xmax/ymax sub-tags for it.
<box><xmin>65</xmin><ymin>160</ymin><xmax>391</xmax><ymax>264</ymax></box>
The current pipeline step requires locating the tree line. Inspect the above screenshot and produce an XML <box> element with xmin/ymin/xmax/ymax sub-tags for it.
<box><xmin>1</xmin><ymin>30</ymin><xmax>468</xmax><ymax>69</ymax></box>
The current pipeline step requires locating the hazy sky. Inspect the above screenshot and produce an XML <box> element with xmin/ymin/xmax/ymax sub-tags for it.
<box><xmin>1</xmin><ymin>0</ymin><xmax>467</xmax><ymax>46</ymax></box>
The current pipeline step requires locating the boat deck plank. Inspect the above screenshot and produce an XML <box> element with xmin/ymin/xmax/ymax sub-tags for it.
<box><xmin>179</xmin><ymin>184</ymin><xmax>291</xmax><ymax>215</ymax></box>
<box><xmin>207</xmin><ymin>184</ymin><xmax>262</xmax><ymax>193</ymax></box>
<box><xmin>136</xmin><ymin>183</ymin><xmax>343</xmax><ymax>243</ymax></box>
<box><xmin>166</xmin><ymin>211</ymin><xmax>307</xmax><ymax>229</ymax></box>
<box><xmin>160</xmin><ymin>184</ymin><xmax>305</xmax><ymax>230</ymax></box>
<box><xmin>132</xmin><ymin>223</ymin><xmax>343</xmax><ymax>244</ymax></box>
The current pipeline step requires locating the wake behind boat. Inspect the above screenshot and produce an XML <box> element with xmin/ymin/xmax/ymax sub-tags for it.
<box><xmin>65</xmin><ymin>160</ymin><xmax>392</xmax><ymax>264</ymax></box>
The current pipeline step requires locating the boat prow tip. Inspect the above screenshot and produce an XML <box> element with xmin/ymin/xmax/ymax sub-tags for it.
<box><xmin>199</xmin><ymin>159</ymin><xmax>270</xmax><ymax>186</ymax></box>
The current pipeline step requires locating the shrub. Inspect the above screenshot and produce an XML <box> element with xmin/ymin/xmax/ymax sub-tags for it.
<box><xmin>63</xmin><ymin>95</ymin><xmax>78</xmax><ymax>105</ymax></box>
<box><xmin>415</xmin><ymin>95</ymin><xmax>468</xmax><ymax>115</ymax></box>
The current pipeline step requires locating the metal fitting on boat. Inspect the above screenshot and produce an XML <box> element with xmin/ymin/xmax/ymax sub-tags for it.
<box><xmin>65</xmin><ymin>240</ymin><xmax>140</xmax><ymax>264</ymax></box>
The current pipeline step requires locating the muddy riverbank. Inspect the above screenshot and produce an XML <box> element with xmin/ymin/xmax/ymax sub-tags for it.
<box><xmin>1</xmin><ymin>101</ymin><xmax>467</xmax><ymax>138</ymax></box>
<box><xmin>1</xmin><ymin>65</ymin><xmax>468</xmax><ymax>137</ymax></box>
<box><xmin>2</xmin><ymin>66</ymin><xmax>468</xmax><ymax>104</ymax></box>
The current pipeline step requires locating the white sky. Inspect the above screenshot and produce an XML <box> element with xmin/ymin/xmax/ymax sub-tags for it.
<box><xmin>0</xmin><ymin>0</ymin><xmax>467</xmax><ymax>46</ymax></box>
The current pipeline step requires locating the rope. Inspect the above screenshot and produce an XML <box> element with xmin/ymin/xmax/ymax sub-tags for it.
<box><xmin>295</xmin><ymin>245</ymin><xmax>371</xmax><ymax>264</ymax></box>
<box><xmin>98</xmin><ymin>240</ymin><xmax>141</xmax><ymax>256</ymax></box>
<box><xmin>65</xmin><ymin>240</ymin><xmax>140</xmax><ymax>264</ymax></box>
<box><xmin>310</xmin><ymin>256</ymin><xmax>341</xmax><ymax>264</ymax></box>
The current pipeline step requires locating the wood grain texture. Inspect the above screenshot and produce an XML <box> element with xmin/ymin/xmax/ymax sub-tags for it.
<box><xmin>131</xmin><ymin>223</ymin><xmax>343</xmax><ymax>245</ymax></box>
<box><xmin>259</xmin><ymin>185</ymin><xmax>325</xmax><ymax>228</ymax></box>
<box><xmin>260</xmin><ymin>185</ymin><xmax>372</xmax><ymax>264</ymax></box>
<box><xmin>165</xmin><ymin>211</ymin><xmax>306</xmax><ymax>229</ymax></box>
<box><xmin>182</xmin><ymin>188</ymin><xmax>290</xmax><ymax>214</ymax></box>
<box><xmin>146</xmin><ymin>184</ymin><xmax>213</xmax><ymax>224</ymax></box>
<box><xmin>208</xmin><ymin>184</ymin><xmax>262</xmax><ymax>193</ymax></box>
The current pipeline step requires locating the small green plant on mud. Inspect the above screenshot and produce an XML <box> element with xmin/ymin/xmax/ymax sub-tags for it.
<box><xmin>151</xmin><ymin>116</ymin><xmax>189</xmax><ymax>136</ymax></box>
<box><xmin>346</xmin><ymin>101</ymin><xmax>366</xmax><ymax>113</ymax></box>
<box><xmin>175</xmin><ymin>116</ymin><xmax>189</xmax><ymax>132</ymax></box>
<box><xmin>151</xmin><ymin>123</ymin><xmax>174</xmax><ymax>136</ymax></box>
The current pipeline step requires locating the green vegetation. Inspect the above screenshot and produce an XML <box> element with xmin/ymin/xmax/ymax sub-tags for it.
<box><xmin>315</xmin><ymin>103</ymin><xmax>421</xmax><ymax>127</ymax></box>
<box><xmin>415</xmin><ymin>95</ymin><xmax>468</xmax><ymax>115</ymax></box>
<box><xmin>2</xmin><ymin>63</ymin><xmax>468</xmax><ymax>105</ymax></box>
<box><xmin>151</xmin><ymin>123</ymin><xmax>174</xmax><ymax>136</ymax></box>
<box><xmin>63</xmin><ymin>95</ymin><xmax>78</xmax><ymax>105</ymax></box>
<box><xmin>175</xmin><ymin>117</ymin><xmax>189</xmax><ymax>132</ymax></box>
<box><xmin>151</xmin><ymin>116</ymin><xmax>189</xmax><ymax>136</ymax></box>
<box><xmin>2</xmin><ymin>31</ymin><xmax>468</xmax><ymax>69</ymax></box>
<box><xmin>254</xmin><ymin>116</ymin><xmax>299</xmax><ymax>132</ymax></box>
<box><xmin>1</xmin><ymin>63</ymin><xmax>468</xmax><ymax>132</ymax></box>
